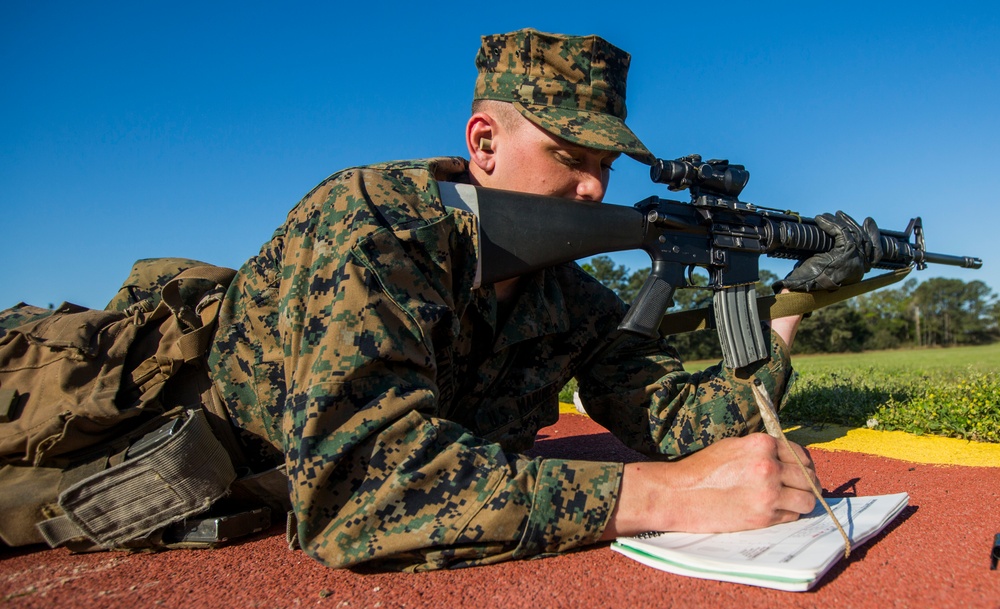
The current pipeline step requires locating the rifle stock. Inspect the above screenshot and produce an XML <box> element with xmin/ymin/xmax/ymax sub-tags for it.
<box><xmin>440</xmin><ymin>182</ymin><xmax>645</xmax><ymax>285</ymax></box>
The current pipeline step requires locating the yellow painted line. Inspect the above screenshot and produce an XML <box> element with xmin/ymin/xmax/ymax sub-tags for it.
<box><xmin>785</xmin><ymin>425</ymin><xmax>1000</xmax><ymax>468</ymax></box>
<box><xmin>559</xmin><ymin>402</ymin><xmax>581</xmax><ymax>415</ymax></box>
<box><xmin>558</xmin><ymin>404</ymin><xmax>1000</xmax><ymax>467</ymax></box>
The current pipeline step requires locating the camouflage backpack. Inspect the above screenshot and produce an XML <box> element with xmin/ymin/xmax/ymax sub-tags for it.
<box><xmin>0</xmin><ymin>258</ymin><xmax>277</xmax><ymax>552</ymax></box>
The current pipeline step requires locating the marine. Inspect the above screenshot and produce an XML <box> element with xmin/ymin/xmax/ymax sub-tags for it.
<box><xmin>0</xmin><ymin>28</ymin><xmax>882</xmax><ymax>569</ymax></box>
<box><xmin>206</xmin><ymin>29</ymin><xmax>878</xmax><ymax>571</ymax></box>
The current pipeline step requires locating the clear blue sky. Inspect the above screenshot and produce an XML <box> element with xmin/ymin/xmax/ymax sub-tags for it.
<box><xmin>2</xmin><ymin>1</ymin><xmax>997</xmax><ymax>309</ymax></box>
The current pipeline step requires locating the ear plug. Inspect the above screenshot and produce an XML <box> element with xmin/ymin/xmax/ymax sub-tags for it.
<box><xmin>479</xmin><ymin>137</ymin><xmax>493</xmax><ymax>152</ymax></box>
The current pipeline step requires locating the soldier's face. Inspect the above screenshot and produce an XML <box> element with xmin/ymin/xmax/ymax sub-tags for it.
<box><xmin>490</xmin><ymin>119</ymin><xmax>619</xmax><ymax>202</ymax></box>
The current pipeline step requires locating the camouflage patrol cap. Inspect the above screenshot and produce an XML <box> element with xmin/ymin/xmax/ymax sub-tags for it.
<box><xmin>474</xmin><ymin>28</ymin><xmax>654</xmax><ymax>165</ymax></box>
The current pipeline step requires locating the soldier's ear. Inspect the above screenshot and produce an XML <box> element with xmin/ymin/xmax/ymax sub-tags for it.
<box><xmin>466</xmin><ymin>113</ymin><xmax>496</xmax><ymax>173</ymax></box>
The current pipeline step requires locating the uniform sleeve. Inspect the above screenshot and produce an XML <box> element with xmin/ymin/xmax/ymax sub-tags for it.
<box><xmin>276</xmin><ymin>171</ymin><xmax>621</xmax><ymax>572</ymax></box>
<box><xmin>577</xmin><ymin>325</ymin><xmax>795</xmax><ymax>459</ymax></box>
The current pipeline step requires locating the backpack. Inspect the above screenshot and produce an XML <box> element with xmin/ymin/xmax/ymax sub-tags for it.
<box><xmin>0</xmin><ymin>258</ymin><xmax>278</xmax><ymax>552</ymax></box>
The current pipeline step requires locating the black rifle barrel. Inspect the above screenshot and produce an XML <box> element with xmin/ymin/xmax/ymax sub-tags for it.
<box><xmin>921</xmin><ymin>252</ymin><xmax>983</xmax><ymax>268</ymax></box>
<box><xmin>768</xmin><ymin>218</ymin><xmax>982</xmax><ymax>269</ymax></box>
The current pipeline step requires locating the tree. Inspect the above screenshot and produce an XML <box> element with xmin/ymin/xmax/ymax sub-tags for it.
<box><xmin>853</xmin><ymin>278</ymin><xmax>917</xmax><ymax>350</ymax></box>
<box><xmin>581</xmin><ymin>256</ymin><xmax>999</xmax><ymax>354</ymax></box>
<box><xmin>580</xmin><ymin>256</ymin><xmax>630</xmax><ymax>299</ymax></box>
<box><xmin>795</xmin><ymin>302</ymin><xmax>871</xmax><ymax>353</ymax></box>
<box><xmin>911</xmin><ymin>278</ymin><xmax>997</xmax><ymax>346</ymax></box>
<box><xmin>756</xmin><ymin>269</ymin><xmax>780</xmax><ymax>298</ymax></box>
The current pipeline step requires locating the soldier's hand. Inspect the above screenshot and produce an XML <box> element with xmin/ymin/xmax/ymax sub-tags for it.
<box><xmin>601</xmin><ymin>434</ymin><xmax>820</xmax><ymax>539</ymax></box>
<box><xmin>775</xmin><ymin>211</ymin><xmax>883</xmax><ymax>292</ymax></box>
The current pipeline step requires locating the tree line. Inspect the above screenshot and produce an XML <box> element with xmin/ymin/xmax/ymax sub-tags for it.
<box><xmin>581</xmin><ymin>256</ymin><xmax>1000</xmax><ymax>358</ymax></box>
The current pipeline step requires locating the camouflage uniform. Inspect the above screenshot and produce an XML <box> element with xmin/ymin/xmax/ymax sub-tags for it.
<box><xmin>208</xmin><ymin>156</ymin><xmax>793</xmax><ymax>571</ymax></box>
<box><xmin>207</xmin><ymin>30</ymin><xmax>794</xmax><ymax>572</ymax></box>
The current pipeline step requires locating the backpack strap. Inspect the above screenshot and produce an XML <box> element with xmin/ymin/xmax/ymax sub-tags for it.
<box><xmin>123</xmin><ymin>265</ymin><xmax>247</xmax><ymax>468</ymax></box>
<box><xmin>160</xmin><ymin>265</ymin><xmax>237</xmax><ymax>362</ymax></box>
<box><xmin>36</xmin><ymin>408</ymin><xmax>235</xmax><ymax>549</ymax></box>
<box><xmin>125</xmin><ymin>266</ymin><xmax>236</xmax><ymax>398</ymax></box>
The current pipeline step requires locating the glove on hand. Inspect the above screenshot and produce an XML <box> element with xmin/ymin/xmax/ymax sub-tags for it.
<box><xmin>775</xmin><ymin>211</ymin><xmax>883</xmax><ymax>292</ymax></box>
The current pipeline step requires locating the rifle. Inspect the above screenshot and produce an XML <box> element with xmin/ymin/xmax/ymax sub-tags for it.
<box><xmin>439</xmin><ymin>154</ymin><xmax>983</xmax><ymax>369</ymax></box>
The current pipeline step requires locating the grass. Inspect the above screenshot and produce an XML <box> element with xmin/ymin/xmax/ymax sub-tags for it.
<box><xmin>689</xmin><ymin>343</ymin><xmax>1000</xmax><ymax>443</ymax></box>
<box><xmin>561</xmin><ymin>343</ymin><xmax>1000</xmax><ymax>443</ymax></box>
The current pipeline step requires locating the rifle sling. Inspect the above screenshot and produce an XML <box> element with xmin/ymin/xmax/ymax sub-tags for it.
<box><xmin>658</xmin><ymin>266</ymin><xmax>914</xmax><ymax>336</ymax></box>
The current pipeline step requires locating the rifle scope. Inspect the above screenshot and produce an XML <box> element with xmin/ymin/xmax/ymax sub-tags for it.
<box><xmin>650</xmin><ymin>155</ymin><xmax>750</xmax><ymax>198</ymax></box>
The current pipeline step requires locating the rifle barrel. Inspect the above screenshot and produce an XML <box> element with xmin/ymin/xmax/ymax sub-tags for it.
<box><xmin>921</xmin><ymin>252</ymin><xmax>983</xmax><ymax>269</ymax></box>
<box><xmin>767</xmin><ymin>218</ymin><xmax>980</xmax><ymax>270</ymax></box>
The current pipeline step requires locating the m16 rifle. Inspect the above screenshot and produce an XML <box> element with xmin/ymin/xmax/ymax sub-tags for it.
<box><xmin>440</xmin><ymin>154</ymin><xmax>983</xmax><ymax>369</ymax></box>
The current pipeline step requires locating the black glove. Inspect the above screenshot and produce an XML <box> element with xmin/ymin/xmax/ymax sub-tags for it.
<box><xmin>774</xmin><ymin>211</ymin><xmax>883</xmax><ymax>292</ymax></box>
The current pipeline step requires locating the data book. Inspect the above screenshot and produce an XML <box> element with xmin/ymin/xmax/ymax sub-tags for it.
<box><xmin>612</xmin><ymin>492</ymin><xmax>909</xmax><ymax>592</ymax></box>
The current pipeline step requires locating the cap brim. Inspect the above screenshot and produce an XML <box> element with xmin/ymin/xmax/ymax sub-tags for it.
<box><xmin>514</xmin><ymin>102</ymin><xmax>655</xmax><ymax>165</ymax></box>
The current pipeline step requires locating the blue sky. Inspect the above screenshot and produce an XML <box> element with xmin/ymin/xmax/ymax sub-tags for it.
<box><xmin>2</xmin><ymin>1</ymin><xmax>997</xmax><ymax>309</ymax></box>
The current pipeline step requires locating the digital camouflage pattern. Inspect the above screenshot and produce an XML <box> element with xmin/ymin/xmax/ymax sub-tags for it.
<box><xmin>207</xmin><ymin>157</ymin><xmax>795</xmax><ymax>572</ymax></box>
<box><xmin>474</xmin><ymin>29</ymin><xmax>655</xmax><ymax>165</ymax></box>
<box><xmin>105</xmin><ymin>257</ymin><xmax>219</xmax><ymax>313</ymax></box>
<box><xmin>0</xmin><ymin>303</ymin><xmax>54</xmax><ymax>338</ymax></box>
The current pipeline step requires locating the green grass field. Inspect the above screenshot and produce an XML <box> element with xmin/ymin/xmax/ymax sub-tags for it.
<box><xmin>690</xmin><ymin>343</ymin><xmax>1000</xmax><ymax>443</ymax></box>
